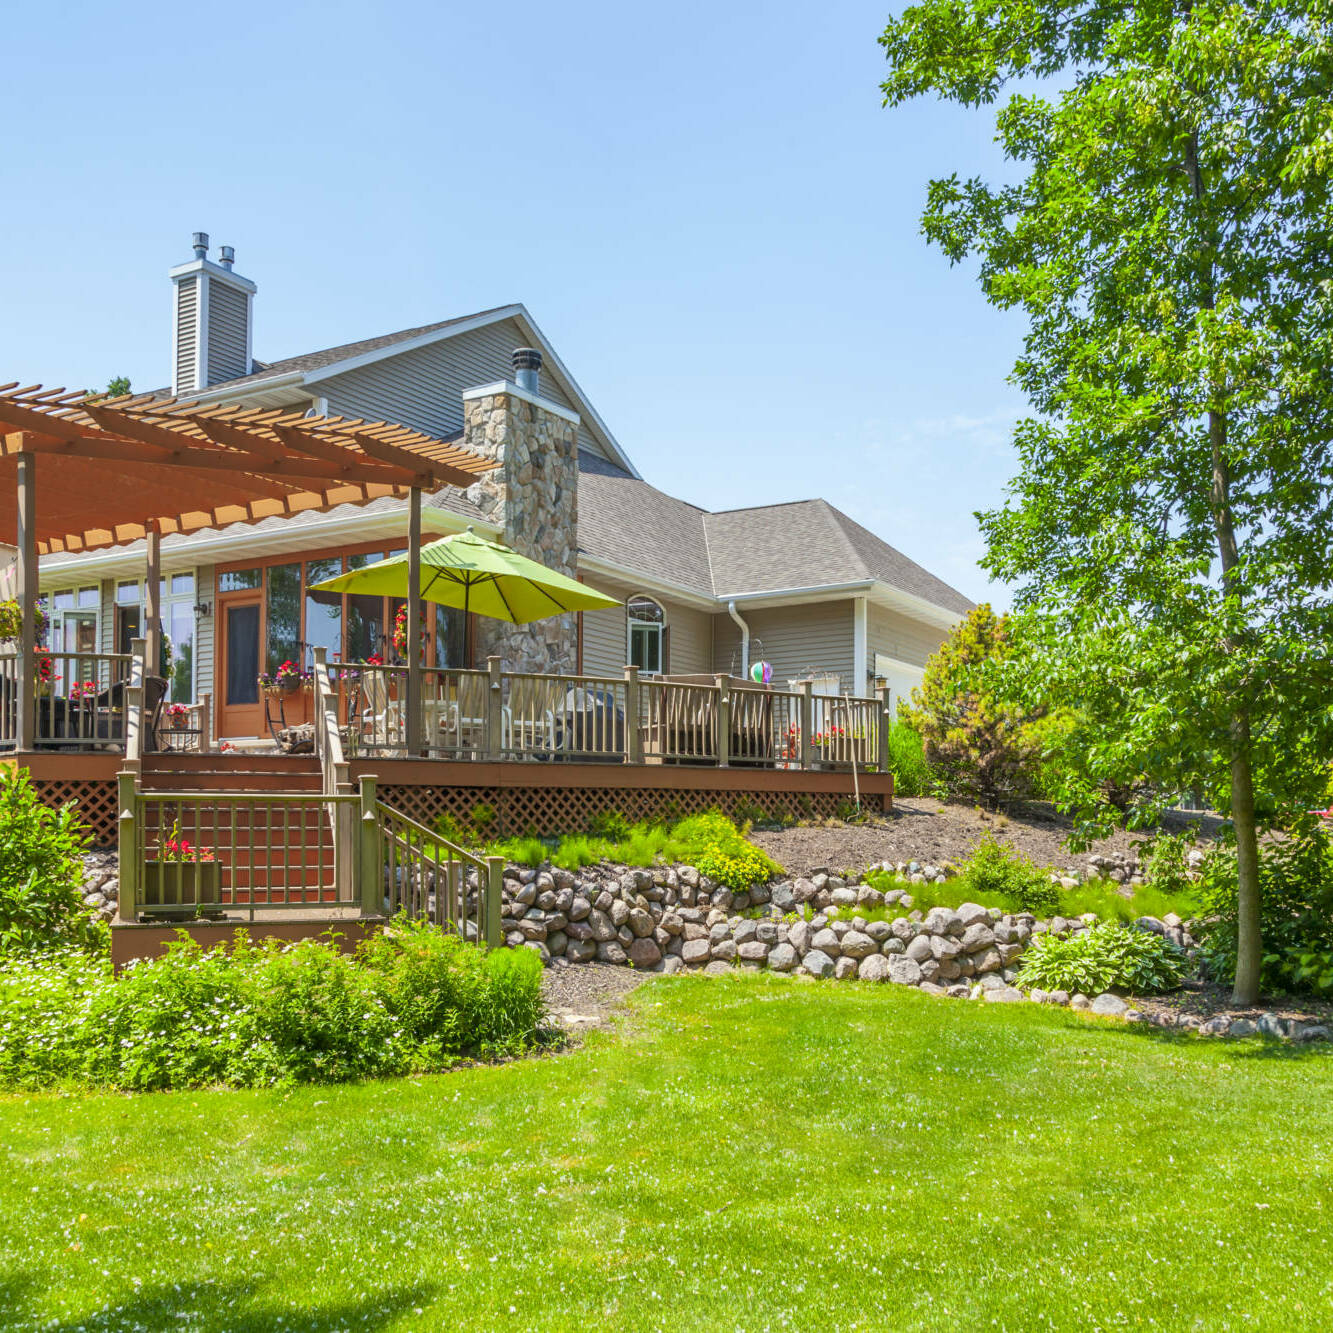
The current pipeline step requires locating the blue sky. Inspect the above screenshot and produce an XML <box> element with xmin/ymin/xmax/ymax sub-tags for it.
<box><xmin>1</xmin><ymin>0</ymin><xmax>1026</xmax><ymax>606</ymax></box>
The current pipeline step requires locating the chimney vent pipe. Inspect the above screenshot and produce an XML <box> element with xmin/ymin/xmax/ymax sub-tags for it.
<box><xmin>512</xmin><ymin>347</ymin><xmax>542</xmax><ymax>395</ymax></box>
<box><xmin>192</xmin><ymin>231</ymin><xmax>209</xmax><ymax>260</ymax></box>
<box><xmin>218</xmin><ymin>245</ymin><xmax>235</xmax><ymax>269</ymax></box>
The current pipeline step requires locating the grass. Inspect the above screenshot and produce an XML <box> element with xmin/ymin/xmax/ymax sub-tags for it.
<box><xmin>862</xmin><ymin>866</ymin><xmax>1198</xmax><ymax>923</ymax></box>
<box><xmin>3</xmin><ymin>977</ymin><xmax>1331</xmax><ymax>1330</ymax></box>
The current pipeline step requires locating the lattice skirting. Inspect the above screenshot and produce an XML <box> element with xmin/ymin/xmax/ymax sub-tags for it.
<box><xmin>29</xmin><ymin>777</ymin><xmax>119</xmax><ymax>846</ymax></box>
<box><xmin>378</xmin><ymin>782</ymin><xmax>883</xmax><ymax>838</ymax></box>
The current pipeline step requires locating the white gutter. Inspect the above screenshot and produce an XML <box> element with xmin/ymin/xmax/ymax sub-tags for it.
<box><xmin>727</xmin><ymin>600</ymin><xmax>752</xmax><ymax>677</ymax></box>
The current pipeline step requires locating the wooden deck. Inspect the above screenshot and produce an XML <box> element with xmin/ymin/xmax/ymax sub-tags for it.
<box><xmin>12</xmin><ymin>748</ymin><xmax>891</xmax><ymax>845</ymax></box>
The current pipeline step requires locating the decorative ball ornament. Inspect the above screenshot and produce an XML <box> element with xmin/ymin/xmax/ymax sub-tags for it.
<box><xmin>750</xmin><ymin>660</ymin><xmax>773</xmax><ymax>684</ymax></box>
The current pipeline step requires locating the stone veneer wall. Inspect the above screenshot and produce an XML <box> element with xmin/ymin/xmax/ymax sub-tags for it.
<box><xmin>461</xmin><ymin>387</ymin><xmax>580</xmax><ymax>673</ymax></box>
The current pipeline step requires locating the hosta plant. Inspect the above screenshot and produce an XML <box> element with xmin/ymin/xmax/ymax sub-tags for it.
<box><xmin>1017</xmin><ymin>922</ymin><xmax>1189</xmax><ymax>996</ymax></box>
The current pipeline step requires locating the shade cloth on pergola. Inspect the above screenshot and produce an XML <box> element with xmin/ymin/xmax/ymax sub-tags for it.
<box><xmin>0</xmin><ymin>383</ymin><xmax>493</xmax><ymax>554</ymax></box>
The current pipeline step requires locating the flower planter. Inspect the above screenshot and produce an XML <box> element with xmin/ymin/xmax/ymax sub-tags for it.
<box><xmin>141</xmin><ymin>860</ymin><xmax>222</xmax><ymax>918</ymax></box>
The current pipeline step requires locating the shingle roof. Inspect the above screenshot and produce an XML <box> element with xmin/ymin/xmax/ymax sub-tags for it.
<box><xmin>576</xmin><ymin>454</ymin><xmax>713</xmax><ymax>598</ymax></box>
<box><xmin>576</xmin><ymin>457</ymin><xmax>975</xmax><ymax>615</ymax></box>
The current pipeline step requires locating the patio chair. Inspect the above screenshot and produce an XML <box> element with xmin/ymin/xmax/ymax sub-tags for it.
<box><xmin>358</xmin><ymin>672</ymin><xmax>403</xmax><ymax>752</ymax></box>
<box><xmin>503</xmin><ymin>675</ymin><xmax>558</xmax><ymax>758</ymax></box>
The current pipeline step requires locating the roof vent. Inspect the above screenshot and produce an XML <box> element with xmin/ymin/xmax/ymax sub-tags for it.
<box><xmin>191</xmin><ymin>231</ymin><xmax>209</xmax><ymax>261</ymax></box>
<box><xmin>218</xmin><ymin>245</ymin><xmax>235</xmax><ymax>270</ymax></box>
<box><xmin>512</xmin><ymin>347</ymin><xmax>542</xmax><ymax>394</ymax></box>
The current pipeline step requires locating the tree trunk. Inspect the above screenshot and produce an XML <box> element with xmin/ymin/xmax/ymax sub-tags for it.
<box><xmin>1230</xmin><ymin>712</ymin><xmax>1262</xmax><ymax>1005</ymax></box>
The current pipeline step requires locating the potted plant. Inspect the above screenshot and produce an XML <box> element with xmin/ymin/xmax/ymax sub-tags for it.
<box><xmin>142</xmin><ymin>820</ymin><xmax>221</xmax><ymax>918</ymax></box>
<box><xmin>257</xmin><ymin>659</ymin><xmax>311</xmax><ymax>696</ymax></box>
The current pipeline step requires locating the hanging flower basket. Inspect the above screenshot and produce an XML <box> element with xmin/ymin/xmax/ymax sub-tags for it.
<box><xmin>258</xmin><ymin>660</ymin><xmax>311</xmax><ymax>696</ymax></box>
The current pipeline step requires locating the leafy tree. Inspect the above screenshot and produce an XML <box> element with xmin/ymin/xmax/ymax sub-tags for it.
<box><xmin>880</xmin><ymin>0</ymin><xmax>1333</xmax><ymax>1002</ymax></box>
<box><xmin>902</xmin><ymin>604</ymin><xmax>1042</xmax><ymax>807</ymax></box>
<box><xmin>103</xmin><ymin>376</ymin><xmax>131</xmax><ymax>398</ymax></box>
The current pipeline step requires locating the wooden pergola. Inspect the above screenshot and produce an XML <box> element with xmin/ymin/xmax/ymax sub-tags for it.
<box><xmin>0</xmin><ymin>382</ymin><xmax>496</xmax><ymax>751</ymax></box>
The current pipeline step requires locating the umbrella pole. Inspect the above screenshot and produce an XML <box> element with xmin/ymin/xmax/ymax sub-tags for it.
<box><xmin>406</xmin><ymin>487</ymin><xmax>424</xmax><ymax>756</ymax></box>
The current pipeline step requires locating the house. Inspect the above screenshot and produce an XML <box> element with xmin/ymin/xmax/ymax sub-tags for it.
<box><xmin>36</xmin><ymin>235</ymin><xmax>973</xmax><ymax>743</ymax></box>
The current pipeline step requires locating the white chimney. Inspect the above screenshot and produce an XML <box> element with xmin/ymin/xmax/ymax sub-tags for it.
<box><xmin>169</xmin><ymin>232</ymin><xmax>257</xmax><ymax>395</ymax></box>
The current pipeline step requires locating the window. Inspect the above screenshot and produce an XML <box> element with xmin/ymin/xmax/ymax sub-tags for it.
<box><xmin>116</xmin><ymin>580</ymin><xmax>140</xmax><ymax>605</ymax></box>
<box><xmin>218</xmin><ymin>568</ymin><xmax>261</xmax><ymax>593</ymax></box>
<box><xmin>304</xmin><ymin>558</ymin><xmax>344</xmax><ymax>666</ymax></box>
<box><xmin>627</xmin><ymin>596</ymin><xmax>665</xmax><ymax>674</ymax></box>
<box><xmin>265</xmin><ymin>563</ymin><xmax>302</xmax><ymax>674</ymax></box>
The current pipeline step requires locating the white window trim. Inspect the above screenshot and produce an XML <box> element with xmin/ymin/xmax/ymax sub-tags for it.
<box><xmin>626</xmin><ymin>594</ymin><xmax>666</xmax><ymax>675</ymax></box>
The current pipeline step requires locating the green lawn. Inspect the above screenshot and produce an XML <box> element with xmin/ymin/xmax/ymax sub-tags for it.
<box><xmin>3</xmin><ymin>977</ymin><xmax>1331</xmax><ymax>1332</ymax></box>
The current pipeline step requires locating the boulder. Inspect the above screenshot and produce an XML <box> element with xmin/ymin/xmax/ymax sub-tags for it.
<box><xmin>956</xmin><ymin>901</ymin><xmax>991</xmax><ymax>929</ymax></box>
<box><xmin>711</xmin><ymin>939</ymin><xmax>737</xmax><ymax>962</ymax></box>
<box><xmin>1069</xmin><ymin>993</ymin><xmax>1091</xmax><ymax>1011</ymax></box>
<box><xmin>973</xmin><ymin>948</ymin><xmax>1004</xmax><ymax>975</ymax></box>
<box><xmin>596</xmin><ymin>941</ymin><xmax>628</xmax><ymax>965</ymax></box>
<box><xmin>984</xmin><ymin>986</ymin><xmax>1025</xmax><ymax>1003</ymax></box>
<box><xmin>839</xmin><ymin>930</ymin><xmax>877</xmax><ymax>960</ymax></box>
<box><xmin>802</xmin><ymin>949</ymin><xmax>836</xmax><ymax>979</ymax></box>
<box><xmin>811</xmin><ymin>928</ymin><xmax>842</xmax><ymax>958</ymax></box>
<box><xmin>768</xmin><ymin>942</ymin><xmax>799</xmax><ymax>972</ymax></box>
<box><xmin>858</xmin><ymin>954</ymin><xmax>890</xmax><ymax>983</ymax></box>
<box><xmin>905</xmin><ymin>934</ymin><xmax>935</xmax><ymax>964</ymax></box>
<box><xmin>703</xmin><ymin>960</ymin><xmax>733</xmax><ymax>977</ymax></box>
<box><xmin>681</xmin><ymin>938</ymin><xmax>711</xmax><ymax>966</ymax></box>
<box><xmin>923</xmin><ymin>907</ymin><xmax>961</xmax><ymax>936</ymax></box>
<box><xmin>628</xmin><ymin>937</ymin><xmax>662</xmax><ymax>968</ymax></box>
<box><xmin>789</xmin><ymin>920</ymin><xmax>814</xmax><ymax>955</ymax></box>
<box><xmin>628</xmin><ymin>907</ymin><xmax>656</xmax><ymax>939</ymax></box>
<box><xmin>738</xmin><ymin>940</ymin><xmax>770</xmax><ymax>964</ymax></box>
<box><xmin>1090</xmin><ymin>993</ymin><xmax>1129</xmax><ymax>1017</ymax></box>
<box><xmin>960</xmin><ymin>922</ymin><xmax>997</xmax><ymax>954</ymax></box>
<box><xmin>1228</xmin><ymin>1018</ymin><xmax>1259</xmax><ymax>1037</ymax></box>
<box><xmin>834</xmin><ymin>955</ymin><xmax>860</xmax><ymax>980</ymax></box>
<box><xmin>770</xmin><ymin>881</ymin><xmax>797</xmax><ymax>912</ymax></box>
<box><xmin>887</xmin><ymin>956</ymin><xmax>922</xmax><ymax>986</ymax></box>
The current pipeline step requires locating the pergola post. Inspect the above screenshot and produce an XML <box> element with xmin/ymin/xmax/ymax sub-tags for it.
<box><xmin>406</xmin><ymin>486</ymin><xmax>424</xmax><ymax>756</ymax></box>
<box><xmin>15</xmin><ymin>449</ymin><xmax>36</xmax><ymax>751</ymax></box>
<box><xmin>144</xmin><ymin>521</ymin><xmax>162</xmax><ymax>681</ymax></box>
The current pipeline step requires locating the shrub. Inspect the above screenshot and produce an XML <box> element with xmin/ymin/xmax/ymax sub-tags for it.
<box><xmin>1143</xmin><ymin>833</ymin><xmax>1194</xmax><ymax>900</ymax></box>
<box><xmin>901</xmin><ymin>604</ymin><xmax>1043</xmax><ymax>808</ymax></box>
<box><xmin>587</xmin><ymin>809</ymin><xmax>632</xmax><ymax>841</ymax></box>
<box><xmin>0</xmin><ymin>767</ymin><xmax>101</xmax><ymax>954</ymax></box>
<box><xmin>1196</xmin><ymin>822</ymin><xmax>1333</xmax><ymax>995</ymax></box>
<box><xmin>670</xmin><ymin>811</ymin><xmax>782</xmax><ymax>889</ymax></box>
<box><xmin>0</xmin><ymin>924</ymin><xmax>545</xmax><ymax>1093</ymax></box>
<box><xmin>1017</xmin><ymin>922</ymin><xmax>1189</xmax><ymax>995</ymax></box>
<box><xmin>955</xmin><ymin>833</ymin><xmax>1060</xmax><ymax>917</ymax></box>
<box><xmin>886</xmin><ymin>723</ymin><xmax>941</xmax><ymax>799</ymax></box>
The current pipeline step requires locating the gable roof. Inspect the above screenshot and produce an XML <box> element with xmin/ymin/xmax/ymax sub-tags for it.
<box><xmin>576</xmin><ymin>456</ymin><xmax>975</xmax><ymax>618</ymax></box>
<box><xmin>184</xmin><ymin>303</ymin><xmax>640</xmax><ymax>478</ymax></box>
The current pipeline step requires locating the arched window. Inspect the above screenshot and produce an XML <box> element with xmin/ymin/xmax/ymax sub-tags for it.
<box><xmin>627</xmin><ymin>595</ymin><xmax>665</xmax><ymax>674</ymax></box>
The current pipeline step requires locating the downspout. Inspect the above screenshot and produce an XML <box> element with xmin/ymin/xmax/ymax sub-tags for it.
<box><xmin>727</xmin><ymin>600</ymin><xmax>751</xmax><ymax>678</ymax></box>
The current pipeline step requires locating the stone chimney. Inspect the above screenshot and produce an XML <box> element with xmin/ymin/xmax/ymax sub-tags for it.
<box><xmin>169</xmin><ymin>232</ymin><xmax>257</xmax><ymax>395</ymax></box>
<box><xmin>461</xmin><ymin>348</ymin><xmax>580</xmax><ymax>672</ymax></box>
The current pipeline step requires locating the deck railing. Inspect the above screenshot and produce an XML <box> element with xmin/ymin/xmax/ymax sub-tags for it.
<box><xmin>370</xmin><ymin>783</ymin><xmax>503</xmax><ymax>946</ymax></box>
<box><xmin>0</xmin><ymin>650</ymin><xmax>133</xmax><ymax>752</ymax></box>
<box><xmin>335</xmin><ymin>660</ymin><xmax>891</xmax><ymax>773</ymax></box>
<box><xmin>121</xmin><ymin>787</ymin><xmax>362</xmax><ymax>919</ymax></box>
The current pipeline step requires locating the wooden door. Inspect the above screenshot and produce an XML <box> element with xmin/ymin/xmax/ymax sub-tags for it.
<box><xmin>218</xmin><ymin>592</ymin><xmax>264</xmax><ymax>737</ymax></box>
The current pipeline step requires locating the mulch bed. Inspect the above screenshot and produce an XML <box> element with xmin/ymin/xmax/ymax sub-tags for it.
<box><xmin>1128</xmin><ymin>981</ymin><xmax>1333</xmax><ymax>1029</ymax></box>
<box><xmin>751</xmin><ymin>798</ymin><xmax>1225</xmax><ymax>878</ymax></box>
<box><xmin>541</xmin><ymin>960</ymin><xmax>649</xmax><ymax>1032</ymax></box>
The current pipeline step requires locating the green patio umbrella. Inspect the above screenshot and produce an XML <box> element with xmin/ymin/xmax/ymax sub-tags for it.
<box><xmin>309</xmin><ymin>526</ymin><xmax>621</xmax><ymax>625</ymax></box>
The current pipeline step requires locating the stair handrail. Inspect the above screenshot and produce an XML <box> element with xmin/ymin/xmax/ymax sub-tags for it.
<box><xmin>372</xmin><ymin>791</ymin><xmax>503</xmax><ymax>947</ymax></box>
<box><xmin>312</xmin><ymin>647</ymin><xmax>347</xmax><ymax>796</ymax></box>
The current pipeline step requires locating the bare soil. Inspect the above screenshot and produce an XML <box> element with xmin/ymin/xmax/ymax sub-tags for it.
<box><xmin>751</xmin><ymin>798</ymin><xmax>1225</xmax><ymax>879</ymax></box>
<box><xmin>1128</xmin><ymin>982</ymin><xmax>1333</xmax><ymax>1029</ymax></box>
<box><xmin>541</xmin><ymin>960</ymin><xmax>649</xmax><ymax>1032</ymax></box>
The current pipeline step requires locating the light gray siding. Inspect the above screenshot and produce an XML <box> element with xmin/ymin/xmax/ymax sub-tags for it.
<box><xmin>865</xmin><ymin>604</ymin><xmax>946</xmax><ymax>673</ymax></box>
<box><xmin>206</xmin><ymin>283</ymin><xmax>249</xmax><ymax>385</ymax></box>
<box><xmin>578</xmin><ymin>573</ymin><xmax>713</xmax><ymax>677</ymax></box>
<box><xmin>195</xmin><ymin>566</ymin><xmax>214</xmax><ymax>707</ymax></box>
<box><xmin>174</xmin><ymin>276</ymin><xmax>198</xmax><ymax>394</ymax></box>
<box><xmin>711</xmin><ymin>600</ymin><xmax>855</xmax><ymax>688</ymax></box>
<box><xmin>317</xmin><ymin>317</ymin><xmax>613</xmax><ymax>462</ymax></box>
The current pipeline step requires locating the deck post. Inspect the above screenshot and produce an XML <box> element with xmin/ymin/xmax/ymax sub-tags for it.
<box><xmin>358</xmin><ymin>773</ymin><xmax>382</xmax><ymax>916</ymax></box>
<box><xmin>486</xmin><ymin>656</ymin><xmax>504</xmax><ymax>760</ymax></box>
<box><xmin>799</xmin><ymin>682</ymin><xmax>813</xmax><ymax>771</ymax></box>
<box><xmin>144</xmin><ymin>521</ymin><xmax>162</xmax><ymax>682</ymax></box>
<box><xmin>124</xmin><ymin>637</ymin><xmax>146</xmax><ymax>769</ymax></box>
<box><xmin>15</xmin><ymin>449</ymin><xmax>36</xmax><ymax>752</ymax></box>
<box><xmin>199</xmin><ymin>692</ymin><xmax>212</xmax><ymax>752</ymax></box>
<box><xmin>116</xmin><ymin>769</ymin><xmax>139</xmax><ymax>921</ymax></box>
<box><xmin>623</xmin><ymin>664</ymin><xmax>642</xmax><ymax>764</ymax></box>
<box><xmin>405</xmin><ymin>486</ymin><xmax>425</xmax><ymax>757</ymax></box>
<box><xmin>483</xmin><ymin>855</ymin><xmax>504</xmax><ymax>948</ymax></box>
<box><xmin>715</xmin><ymin>674</ymin><xmax>731</xmax><ymax>768</ymax></box>
<box><xmin>876</xmin><ymin>685</ymin><xmax>892</xmax><ymax>775</ymax></box>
